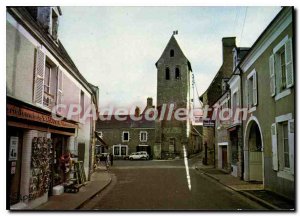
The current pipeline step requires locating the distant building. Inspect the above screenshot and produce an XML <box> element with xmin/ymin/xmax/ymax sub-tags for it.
<box><xmin>200</xmin><ymin>37</ymin><xmax>236</xmax><ymax>165</ymax></box>
<box><xmin>96</xmin><ymin>98</ymin><xmax>155</xmax><ymax>158</ymax></box>
<box><xmin>7</xmin><ymin>7</ymin><xmax>99</xmax><ymax>209</ymax></box>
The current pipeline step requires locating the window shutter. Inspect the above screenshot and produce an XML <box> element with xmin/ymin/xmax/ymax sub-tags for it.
<box><xmin>271</xmin><ymin>123</ymin><xmax>278</xmax><ymax>171</ymax></box>
<box><xmin>57</xmin><ymin>67</ymin><xmax>63</xmax><ymax>105</ymax></box>
<box><xmin>253</xmin><ymin>71</ymin><xmax>257</xmax><ymax>106</ymax></box>
<box><xmin>245</xmin><ymin>79</ymin><xmax>248</xmax><ymax>109</ymax></box>
<box><xmin>288</xmin><ymin>119</ymin><xmax>294</xmax><ymax>174</ymax></box>
<box><xmin>269</xmin><ymin>54</ymin><xmax>276</xmax><ymax>96</ymax></box>
<box><xmin>275</xmin><ymin>54</ymin><xmax>281</xmax><ymax>94</ymax></box>
<box><xmin>33</xmin><ymin>47</ymin><xmax>45</xmax><ymax>106</ymax></box>
<box><xmin>285</xmin><ymin>38</ymin><xmax>294</xmax><ymax>88</ymax></box>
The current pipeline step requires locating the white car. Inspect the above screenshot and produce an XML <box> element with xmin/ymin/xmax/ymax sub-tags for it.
<box><xmin>129</xmin><ymin>151</ymin><xmax>149</xmax><ymax>160</ymax></box>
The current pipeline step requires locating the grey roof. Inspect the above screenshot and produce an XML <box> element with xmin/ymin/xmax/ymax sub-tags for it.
<box><xmin>97</xmin><ymin>115</ymin><xmax>155</xmax><ymax>129</ymax></box>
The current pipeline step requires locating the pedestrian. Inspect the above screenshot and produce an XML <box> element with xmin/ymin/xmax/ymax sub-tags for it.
<box><xmin>106</xmin><ymin>153</ymin><xmax>110</xmax><ymax>171</ymax></box>
<box><xmin>110</xmin><ymin>153</ymin><xmax>113</xmax><ymax>166</ymax></box>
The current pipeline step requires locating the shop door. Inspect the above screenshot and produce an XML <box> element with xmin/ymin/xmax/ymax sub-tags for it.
<box><xmin>8</xmin><ymin>127</ymin><xmax>23</xmax><ymax>206</ymax></box>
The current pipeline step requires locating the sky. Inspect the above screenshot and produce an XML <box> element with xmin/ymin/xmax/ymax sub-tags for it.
<box><xmin>58</xmin><ymin>6</ymin><xmax>281</xmax><ymax>112</ymax></box>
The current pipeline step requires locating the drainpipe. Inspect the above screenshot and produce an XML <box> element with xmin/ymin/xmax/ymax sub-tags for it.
<box><xmin>237</xmin><ymin>65</ymin><xmax>244</xmax><ymax>181</ymax></box>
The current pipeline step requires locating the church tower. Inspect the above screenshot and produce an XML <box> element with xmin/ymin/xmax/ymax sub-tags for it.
<box><xmin>154</xmin><ymin>33</ymin><xmax>193</xmax><ymax>159</ymax></box>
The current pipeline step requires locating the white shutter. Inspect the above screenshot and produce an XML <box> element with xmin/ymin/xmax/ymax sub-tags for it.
<box><xmin>269</xmin><ymin>55</ymin><xmax>276</xmax><ymax>96</ymax></box>
<box><xmin>33</xmin><ymin>47</ymin><xmax>45</xmax><ymax>106</ymax></box>
<box><xmin>57</xmin><ymin>67</ymin><xmax>63</xmax><ymax>105</ymax></box>
<box><xmin>285</xmin><ymin>38</ymin><xmax>294</xmax><ymax>88</ymax></box>
<box><xmin>271</xmin><ymin>123</ymin><xmax>278</xmax><ymax>171</ymax></box>
<box><xmin>288</xmin><ymin>119</ymin><xmax>294</xmax><ymax>174</ymax></box>
<box><xmin>253</xmin><ymin>71</ymin><xmax>257</xmax><ymax>106</ymax></box>
<box><xmin>245</xmin><ymin>79</ymin><xmax>248</xmax><ymax>109</ymax></box>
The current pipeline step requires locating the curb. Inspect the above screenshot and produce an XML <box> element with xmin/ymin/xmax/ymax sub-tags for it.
<box><xmin>194</xmin><ymin>165</ymin><xmax>279</xmax><ymax>210</ymax></box>
<box><xmin>75</xmin><ymin>173</ymin><xmax>113</xmax><ymax>209</ymax></box>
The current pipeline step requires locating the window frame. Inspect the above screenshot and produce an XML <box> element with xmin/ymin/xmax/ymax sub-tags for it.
<box><xmin>122</xmin><ymin>131</ymin><xmax>130</xmax><ymax>142</ymax></box>
<box><xmin>139</xmin><ymin>131</ymin><xmax>148</xmax><ymax>142</ymax></box>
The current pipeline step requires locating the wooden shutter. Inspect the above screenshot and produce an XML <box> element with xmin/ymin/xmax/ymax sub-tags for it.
<box><xmin>271</xmin><ymin>123</ymin><xmax>278</xmax><ymax>171</ymax></box>
<box><xmin>288</xmin><ymin>119</ymin><xmax>294</xmax><ymax>173</ymax></box>
<box><xmin>33</xmin><ymin>47</ymin><xmax>45</xmax><ymax>106</ymax></box>
<box><xmin>253</xmin><ymin>71</ymin><xmax>257</xmax><ymax>106</ymax></box>
<box><xmin>269</xmin><ymin>54</ymin><xmax>276</xmax><ymax>97</ymax></box>
<box><xmin>245</xmin><ymin>79</ymin><xmax>248</xmax><ymax>109</ymax></box>
<box><xmin>57</xmin><ymin>67</ymin><xmax>63</xmax><ymax>105</ymax></box>
<box><xmin>285</xmin><ymin>38</ymin><xmax>294</xmax><ymax>88</ymax></box>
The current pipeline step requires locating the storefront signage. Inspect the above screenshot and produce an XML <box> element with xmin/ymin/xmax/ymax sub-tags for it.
<box><xmin>7</xmin><ymin>104</ymin><xmax>77</xmax><ymax>129</ymax></box>
<box><xmin>9</xmin><ymin>136</ymin><xmax>18</xmax><ymax>161</ymax></box>
<box><xmin>203</xmin><ymin>120</ymin><xmax>215</xmax><ymax>127</ymax></box>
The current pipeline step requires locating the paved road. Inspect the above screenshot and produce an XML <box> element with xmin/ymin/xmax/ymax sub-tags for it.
<box><xmin>81</xmin><ymin>158</ymin><xmax>265</xmax><ymax>210</ymax></box>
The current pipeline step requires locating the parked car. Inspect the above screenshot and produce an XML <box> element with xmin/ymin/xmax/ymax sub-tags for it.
<box><xmin>128</xmin><ymin>151</ymin><xmax>149</xmax><ymax>160</ymax></box>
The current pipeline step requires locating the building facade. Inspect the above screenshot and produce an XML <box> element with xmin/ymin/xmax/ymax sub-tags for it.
<box><xmin>7</xmin><ymin>7</ymin><xmax>99</xmax><ymax>209</ymax></box>
<box><xmin>96</xmin><ymin>98</ymin><xmax>155</xmax><ymax>158</ymax></box>
<box><xmin>239</xmin><ymin>7</ymin><xmax>294</xmax><ymax>199</ymax></box>
<box><xmin>200</xmin><ymin>37</ymin><xmax>236</xmax><ymax>165</ymax></box>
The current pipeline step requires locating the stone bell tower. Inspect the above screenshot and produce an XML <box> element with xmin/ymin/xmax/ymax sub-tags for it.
<box><xmin>154</xmin><ymin>32</ymin><xmax>193</xmax><ymax>159</ymax></box>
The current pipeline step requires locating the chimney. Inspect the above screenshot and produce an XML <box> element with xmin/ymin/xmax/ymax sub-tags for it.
<box><xmin>134</xmin><ymin>106</ymin><xmax>140</xmax><ymax>117</ymax></box>
<box><xmin>147</xmin><ymin>97</ymin><xmax>153</xmax><ymax>108</ymax></box>
<box><xmin>222</xmin><ymin>37</ymin><xmax>236</xmax><ymax>63</ymax></box>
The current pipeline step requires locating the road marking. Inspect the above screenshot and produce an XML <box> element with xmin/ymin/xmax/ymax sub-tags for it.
<box><xmin>183</xmin><ymin>145</ymin><xmax>191</xmax><ymax>191</ymax></box>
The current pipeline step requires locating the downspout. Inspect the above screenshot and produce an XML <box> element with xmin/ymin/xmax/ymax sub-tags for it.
<box><xmin>237</xmin><ymin>65</ymin><xmax>244</xmax><ymax>181</ymax></box>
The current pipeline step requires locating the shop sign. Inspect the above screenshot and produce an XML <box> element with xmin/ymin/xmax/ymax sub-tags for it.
<box><xmin>203</xmin><ymin>120</ymin><xmax>215</xmax><ymax>127</ymax></box>
<box><xmin>7</xmin><ymin>104</ymin><xmax>77</xmax><ymax>129</ymax></box>
<box><xmin>9</xmin><ymin>136</ymin><xmax>18</xmax><ymax>161</ymax></box>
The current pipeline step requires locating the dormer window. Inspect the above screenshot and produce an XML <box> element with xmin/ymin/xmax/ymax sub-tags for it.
<box><xmin>51</xmin><ymin>9</ymin><xmax>59</xmax><ymax>40</ymax></box>
<box><xmin>36</xmin><ymin>7</ymin><xmax>61</xmax><ymax>41</ymax></box>
<box><xmin>170</xmin><ymin>49</ymin><xmax>174</xmax><ymax>57</ymax></box>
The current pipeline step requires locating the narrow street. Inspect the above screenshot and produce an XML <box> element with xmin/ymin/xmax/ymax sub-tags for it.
<box><xmin>80</xmin><ymin>158</ymin><xmax>266</xmax><ymax>210</ymax></box>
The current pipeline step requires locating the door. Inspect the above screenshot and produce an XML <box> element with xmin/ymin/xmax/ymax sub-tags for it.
<box><xmin>8</xmin><ymin>127</ymin><xmax>23</xmax><ymax>206</ymax></box>
<box><xmin>222</xmin><ymin>146</ymin><xmax>228</xmax><ymax>169</ymax></box>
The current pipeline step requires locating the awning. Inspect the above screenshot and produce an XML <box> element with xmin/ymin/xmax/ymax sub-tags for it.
<box><xmin>95</xmin><ymin>131</ymin><xmax>108</xmax><ymax>147</ymax></box>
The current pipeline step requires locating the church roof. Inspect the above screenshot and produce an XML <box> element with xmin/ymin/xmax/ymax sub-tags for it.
<box><xmin>155</xmin><ymin>35</ymin><xmax>192</xmax><ymax>71</ymax></box>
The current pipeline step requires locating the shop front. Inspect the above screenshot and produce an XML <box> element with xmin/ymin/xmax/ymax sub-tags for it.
<box><xmin>7</xmin><ymin>98</ymin><xmax>77</xmax><ymax>209</ymax></box>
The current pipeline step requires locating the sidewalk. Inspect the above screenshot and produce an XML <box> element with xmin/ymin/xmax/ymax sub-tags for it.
<box><xmin>35</xmin><ymin>167</ymin><xmax>112</xmax><ymax>210</ymax></box>
<box><xmin>195</xmin><ymin>161</ymin><xmax>294</xmax><ymax>210</ymax></box>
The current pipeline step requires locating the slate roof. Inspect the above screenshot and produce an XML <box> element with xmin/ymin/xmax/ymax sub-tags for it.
<box><xmin>97</xmin><ymin>115</ymin><xmax>155</xmax><ymax>129</ymax></box>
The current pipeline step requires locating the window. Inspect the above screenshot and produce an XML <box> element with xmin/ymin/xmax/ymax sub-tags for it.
<box><xmin>170</xmin><ymin>49</ymin><xmax>174</xmax><ymax>57</ymax></box>
<box><xmin>282</xmin><ymin>122</ymin><xmax>290</xmax><ymax>168</ymax></box>
<box><xmin>271</xmin><ymin>116</ymin><xmax>294</xmax><ymax>179</ymax></box>
<box><xmin>175</xmin><ymin>67</ymin><xmax>180</xmax><ymax>79</ymax></box>
<box><xmin>122</xmin><ymin>131</ymin><xmax>130</xmax><ymax>142</ymax></box>
<box><xmin>114</xmin><ymin>146</ymin><xmax>120</xmax><ymax>156</ymax></box>
<box><xmin>140</xmin><ymin>131</ymin><xmax>148</xmax><ymax>142</ymax></box>
<box><xmin>42</xmin><ymin>62</ymin><xmax>56</xmax><ymax>108</ymax></box>
<box><xmin>34</xmin><ymin>47</ymin><xmax>63</xmax><ymax>109</ymax></box>
<box><xmin>269</xmin><ymin>36</ymin><xmax>294</xmax><ymax>98</ymax></box>
<box><xmin>246</xmin><ymin>70</ymin><xmax>257</xmax><ymax>109</ymax></box>
<box><xmin>165</xmin><ymin>67</ymin><xmax>170</xmax><ymax>80</ymax></box>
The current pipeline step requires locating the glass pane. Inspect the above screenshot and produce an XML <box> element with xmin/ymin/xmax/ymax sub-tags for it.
<box><xmin>121</xmin><ymin>147</ymin><xmax>126</xmax><ymax>155</ymax></box>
